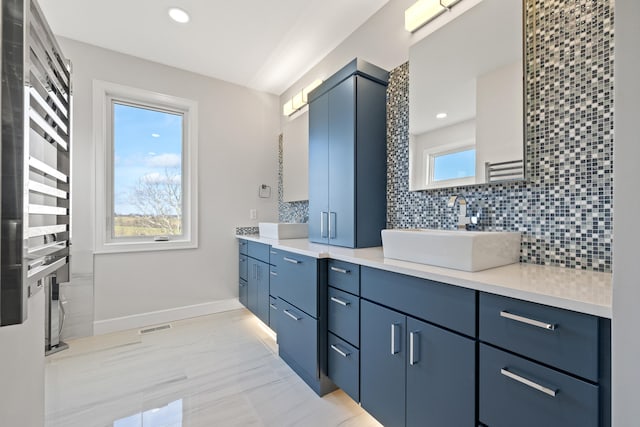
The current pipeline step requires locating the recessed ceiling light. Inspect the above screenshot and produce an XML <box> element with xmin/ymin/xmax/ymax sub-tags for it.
<box><xmin>436</xmin><ymin>112</ymin><xmax>448</xmax><ymax>119</ymax></box>
<box><xmin>168</xmin><ymin>7</ymin><xmax>190</xmax><ymax>24</ymax></box>
<box><xmin>151</xmin><ymin>133</ymin><xmax>160</xmax><ymax>138</ymax></box>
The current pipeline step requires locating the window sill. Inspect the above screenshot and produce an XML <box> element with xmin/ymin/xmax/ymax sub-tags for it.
<box><xmin>94</xmin><ymin>239</ymin><xmax>198</xmax><ymax>255</ymax></box>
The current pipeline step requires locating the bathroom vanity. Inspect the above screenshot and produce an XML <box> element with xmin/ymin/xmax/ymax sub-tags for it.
<box><xmin>236</xmin><ymin>235</ymin><xmax>612</xmax><ymax>427</ymax></box>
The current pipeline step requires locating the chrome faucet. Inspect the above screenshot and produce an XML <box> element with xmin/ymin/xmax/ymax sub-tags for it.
<box><xmin>447</xmin><ymin>195</ymin><xmax>471</xmax><ymax>230</ymax></box>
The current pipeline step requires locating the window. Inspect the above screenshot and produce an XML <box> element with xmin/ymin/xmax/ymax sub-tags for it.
<box><xmin>424</xmin><ymin>143</ymin><xmax>476</xmax><ymax>188</ymax></box>
<box><xmin>94</xmin><ymin>81</ymin><xmax>198</xmax><ymax>253</ymax></box>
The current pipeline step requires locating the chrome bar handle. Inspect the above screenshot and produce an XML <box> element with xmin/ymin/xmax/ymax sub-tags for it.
<box><xmin>283</xmin><ymin>257</ymin><xmax>299</xmax><ymax>264</ymax></box>
<box><xmin>391</xmin><ymin>323</ymin><xmax>401</xmax><ymax>355</ymax></box>
<box><xmin>500</xmin><ymin>311</ymin><xmax>556</xmax><ymax>331</ymax></box>
<box><xmin>330</xmin><ymin>344</ymin><xmax>351</xmax><ymax>358</ymax></box>
<box><xmin>283</xmin><ymin>309</ymin><xmax>301</xmax><ymax>321</ymax></box>
<box><xmin>329</xmin><ymin>212</ymin><xmax>337</xmax><ymax>239</ymax></box>
<box><xmin>269</xmin><ymin>303</ymin><xmax>278</xmax><ymax>310</ymax></box>
<box><xmin>270</xmin><ymin>271</ymin><xmax>278</xmax><ymax>276</ymax></box>
<box><xmin>500</xmin><ymin>368</ymin><xmax>557</xmax><ymax>397</ymax></box>
<box><xmin>330</xmin><ymin>266</ymin><xmax>349</xmax><ymax>274</ymax></box>
<box><xmin>321</xmin><ymin>212</ymin><xmax>328</xmax><ymax>238</ymax></box>
<box><xmin>409</xmin><ymin>331</ymin><xmax>419</xmax><ymax>366</ymax></box>
<box><xmin>330</xmin><ymin>296</ymin><xmax>350</xmax><ymax>307</ymax></box>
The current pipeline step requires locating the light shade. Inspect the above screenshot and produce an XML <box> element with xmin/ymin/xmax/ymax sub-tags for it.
<box><xmin>405</xmin><ymin>0</ymin><xmax>460</xmax><ymax>32</ymax></box>
<box><xmin>282</xmin><ymin>79</ymin><xmax>324</xmax><ymax>116</ymax></box>
<box><xmin>282</xmin><ymin>100</ymin><xmax>295</xmax><ymax>116</ymax></box>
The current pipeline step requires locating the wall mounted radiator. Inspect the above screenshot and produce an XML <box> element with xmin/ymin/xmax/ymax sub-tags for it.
<box><xmin>1</xmin><ymin>0</ymin><xmax>71</xmax><ymax>353</ymax></box>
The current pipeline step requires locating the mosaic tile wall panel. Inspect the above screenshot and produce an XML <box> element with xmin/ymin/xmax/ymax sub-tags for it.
<box><xmin>387</xmin><ymin>0</ymin><xmax>614</xmax><ymax>272</ymax></box>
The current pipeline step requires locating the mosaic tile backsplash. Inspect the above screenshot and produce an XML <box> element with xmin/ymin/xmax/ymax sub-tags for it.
<box><xmin>280</xmin><ymin>0</ymin><xmax>613</xmax><ymax>272</ymax></box>
<box><xmin>388</xmin><ymin>0</ymin><xmax>613</xmax><ymax>272</ymax></box>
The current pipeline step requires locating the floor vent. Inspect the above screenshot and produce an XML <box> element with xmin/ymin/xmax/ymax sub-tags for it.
<box><xmin>139</xmin><ymin>324</ymin><xmax>172</xmax><ymax>335</ymax></box>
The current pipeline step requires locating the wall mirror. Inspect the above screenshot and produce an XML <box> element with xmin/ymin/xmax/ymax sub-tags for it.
<box><xmin>408</xmin><ymin>0</ymin><xmax>525</xmax><ymax>191</ymax></box>
<box><xmin>282</xmin><ymin>111</ymin><xmax>309</xmax><ymax>202</ymax></box>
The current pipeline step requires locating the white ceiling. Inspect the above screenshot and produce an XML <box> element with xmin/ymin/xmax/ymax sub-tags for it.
<box><xmin>38</xmin><ymin>0</ymin><xmax>390</xmax><ymax>95</ymax></box>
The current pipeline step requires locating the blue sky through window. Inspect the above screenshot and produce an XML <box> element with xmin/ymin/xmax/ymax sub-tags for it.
<box><xmin>113</xmin><ymin>103</ymin><xmax>183</xmax><ymax>215</ymax></box>
<box><xmin>433</xmin><ymin>148</ymin><xmax>476</xmax><ymax>182</ymax></box>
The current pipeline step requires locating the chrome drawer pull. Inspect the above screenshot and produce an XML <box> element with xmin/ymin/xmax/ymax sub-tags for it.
<box><xmin>270</xmin><ymin>271</ymin><xmax>278</xmax><ymax>276</ymax></box>
<box><xmin>270</xmin><ymin>251</ymin><xmax>277</xmax><ymax>255</ymax></box>
<box><xmin>283</xmin><ymin>257</ymin><xmax>300</xmax><ymax>264</ymax></box>
<box><xmin>409</xmin><ymin>331</ymin><xmax>419</xmax><ymax>366</ymax></box>
<box><xmin>330</xmin><ymin>344</ymin><xmax>351</xmax><ymax>358</ymax></box>
<box><xmin>321</xmin><ymin>212</ymin><xmax>328</xmax><ymax>238</ymax></box>
<box><xmin>330</xmin><ymin>296</ymin><xmax>350</xmax><ymax>307</ymax></box>
<box><xmin>330</xmin><ymin>266</ymin><xmax>350</xmax><ymax>274</ymax></box>
<box><xmin>391</xmin><ymin>323</ymin><xmax>400</xmax><ymax>355</ymax></box>
<box><xmin>269</xmin><ymin>304</ymin><xmax>278</xmax><ymax>310</ymax></box>
<box><xmin>500</xmin><ymin>368</ymin><xmax>557</xmax><ymax>397</ymax></box>
<box><xmin>283</xmin><ymin>309</ymin><xmax>301</xmax><ymax>321</ymax></box>
<box><xmin>500</xmin><ymin>311</ymin><xmax>556</xmax><ymax>331</ymax></box>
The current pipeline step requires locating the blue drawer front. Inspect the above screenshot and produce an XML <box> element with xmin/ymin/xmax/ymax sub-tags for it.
<box><xmin>274</xmin><ymin>251</ymin><xmax>318</xmax><ymax>318</ymax></box>
<box><xmin>239</xmin><ymin>279</ymin><xmax>248</xmax><ymax>307</ymax></box>
<box><xmin>328</xmin><ymin>333</ymin><xmax>359</xmax><ymax>402</ymax></box>
<box><xmin>328</xmin><ymin>259</ymin><xmax>360</xmax><ymax>295</ymax></box>
<box><xmin>269</xmin><ymin>296</ymin><xmax>278</xmax><ymax>333</ymax></box>
<box><xmin>361</xmin><ymin>267</ymin><xmax>476</xmax><ymax>337</ymax></box>
<box><xmin>248</xmin><ymin>241</ymin><xmax>271</xmax><ymax>263</ymax></box>
<box><xmin>277</xmin><ymin>298</ymin><xmax>318</xmax><ymax>380</ymax></box>
<box><xmin>239</xmin><ymin>239</ymin><xmax>248</xmax><ymax>255</ymax></box>
<box><xmin>239</xmin><ymin>254</ymin><xmax>248</xmax><ymax>281</ymax></box>
<box><xmin>480</xmin><ymin>344</ymin><xmax>599</xmax><ymax>427</ymax></box>
<box><xmin>479</xmin><ymin>293</ymin><xmax>600</xmax><ymax>381</ymax></box>
<box><xmin>269</xmin><ymin>248</ymin><xmax>280</xmax><ymax>266</ymax></box>
<box><xmin>269</xmin><ymin>265</ymin><xmax>279</xmax><ymax>297</ymax></box>
<box><xmin>328</xmin><ymin>287</ymin><xmax>360</xmax><ymax>347</ymax></box>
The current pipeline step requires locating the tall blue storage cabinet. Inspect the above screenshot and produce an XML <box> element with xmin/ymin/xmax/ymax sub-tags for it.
<box><xmin>308</xmin><ymin>59</ymin><xmax>388</xmax><ymax>248</ymax></box>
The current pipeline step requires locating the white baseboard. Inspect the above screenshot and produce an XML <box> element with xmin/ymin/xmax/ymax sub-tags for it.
<box><xmin>93</xmin><ymin>298</ymin><xmax>243</xmax><ymax>335</ymax></box>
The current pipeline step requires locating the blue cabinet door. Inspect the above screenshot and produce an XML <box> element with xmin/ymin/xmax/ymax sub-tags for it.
<box><xmin>256</xmin><ymin>260</ymin><xmax>269</xmax><ymax>325</ymax></box>
<box><xmin>406</xmin><ymin>317</ymin><xmax>476</xmax><ymax>427</ymax></box>
<box><xmin>247</xmin><ymin>258</ymin><xmax>259</xmax><ymax>315</ymax></box>
<box><xmin>308</xmin><ymin>93</ymin><xmax>329</xmax><ymax>244</ymax></box>
<box><xmin>360</xmin><ymin>300</ymin><xmax>406</xmax><ymax>427</ymax></box>
<box><xmin>328</xmin><ymin>77</ymin><xmax>356</xmax><ymax>247</ymax></box>
<box><xmin>247</xmin><ymin>258</ymin><xmax>269</xmax><ymax>325</ymax></box>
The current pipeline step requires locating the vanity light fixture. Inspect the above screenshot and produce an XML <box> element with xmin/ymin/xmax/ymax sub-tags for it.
<box><xmin>168</xmin><ymin>7</ymin><xmax>190</xmax><ymax>24</ymax></box>
<box><xmin>436</xmin><ymin>112</ymin><xmax>448</xmax><ymax>119</ymax></box>
<box><xmin>405</xmin><ymin>0</ymin><xmax>462</xmax><ymax>32</ymax></box>
<box><xmin>283</xmin><ymin>79</ymin><xmax>323</xmax><ymax>116</ymax></box>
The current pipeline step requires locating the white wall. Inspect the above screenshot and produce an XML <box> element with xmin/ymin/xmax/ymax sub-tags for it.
<box><xmin>60</xmin><ymin>38</ymin><xmax>280</xmax><ymax>331</ymax></box>
<box><xmin>0</xmin><ymin>291</ymin><xmax>45</xmax><ymax>427</ymax></box>
<box><xmin>279</xmin><ymin>0</ymin><xmax>415</xmax><ymax>113</ymax></box>
<box><xmin>612</xmin><ymin>1</ymin><xmax>640</xmax><ymax>425</ymax></box>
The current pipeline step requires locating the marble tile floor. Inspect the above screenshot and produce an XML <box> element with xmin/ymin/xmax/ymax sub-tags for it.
<box><xmin>45</xmin><ymin>309</ymin><xmax>381</xmax><ymax>427</ymax></box>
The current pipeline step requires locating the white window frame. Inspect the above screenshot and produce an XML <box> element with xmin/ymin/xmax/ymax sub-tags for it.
<box><xmin>93</xmin><ymin>80</ymin><xmax>198</xmax><ymax>253</ymax></box>
<box><xmin>424</xmin><ymin>140</ymin><xmax>476</xmax><ymax>188</ymax></box>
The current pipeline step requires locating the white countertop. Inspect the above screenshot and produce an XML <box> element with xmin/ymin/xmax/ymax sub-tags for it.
<box><xmin>237</xmin><ymin>234</ymin><xmax>613</xmax><ymax>318</ymax></box>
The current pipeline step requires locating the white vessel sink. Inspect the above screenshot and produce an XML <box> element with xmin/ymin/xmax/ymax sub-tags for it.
<box><xmin>258</xmin><ymin>222</ymin><xmax>308</xmax><ymax>239</ymax></box>
<box><xmin>381</xmin><ymin>229</ymin><xmax>521</xmax><ymax>272</ymax></box>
